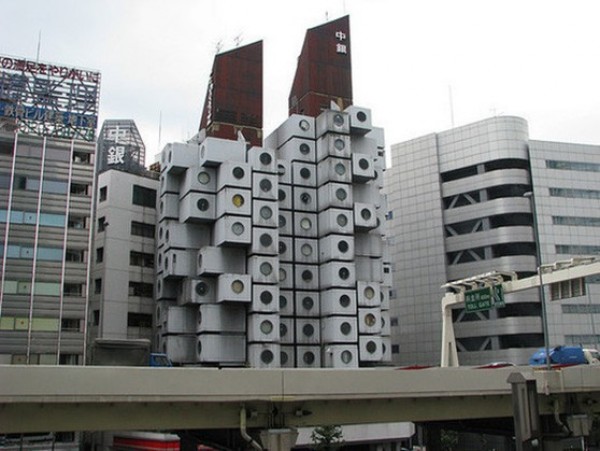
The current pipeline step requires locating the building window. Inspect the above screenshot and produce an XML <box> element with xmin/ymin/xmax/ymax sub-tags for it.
<box><xmin>63</xmin><ymin>283</ymin><xmax>83</xmax><ymax>297</ymax></box>
<box><xmin>390</xmin><ymin>317</ymin><xmax>399</xmax><ymax>327</ymax></box>
<box><xmin>132</xmin><ymin>185</ymin><xmax>156</xmax><ymax>208</ymax></box>
<box><xmin>92</xmin><ymin>310</ymin><xmax>100</xmax><ymax>326</ymax></box>
<box><xmin>97</xmin><ymin>216</ymin><xmax>107</xmax><ymax>232</ymax></box>
<box><xmin>127</xmin><ymin>312</ymin><xmax>152</xmax><ymax>328</ymax></box>
<box><xmin>552</xmin><ymin>216</ymin><xmax>600</xmax><ymax>227</ymax></box>
<box><xmin>65</xmin><ymin>249</ymin><xmax>85</xmax><ymax>262</ymax></box>
<box><xmin>96</xmin><ymin>247</ymin><xmax>104</xmax><ymax>263</ymax></box>
<box><xmin>61</xmin><ymin>318</ymin><xmax>80</xmax><ymax>331</ymax></box>
<box><xmin>68</xmin><ymin>215</ymin><xmax>87</xmax><ymax>229</ymax></box>
<box><xmin>556</xmin><ymin>244</ymin><xmax>600</xmax><ymax>255</ymax></box>
<box><xmin>391</xmin><ymin>345</ymin><xmax>400</xmax><ymax>354</ymax></box>
<box><xmin>70</xmin><ymin>183</ymin><xmax>88</xmax><ymax>196</ymax></box>
<box><xmin>131</xmin><ymin>221</ymin><xmax>155</xmax><ymax>238</ymax></box>
<box><xmin>550</xmin><ymin>187</ymin><xmax>600</xmax><ymax>200</ymax></box>
<box><xmin>129</xmin><ymin>251</ymin><xmax>154</xmax><ymax>268</ymax></box>
<box><xmin>546</xmin><ymin>160</ymin><xmax>600</xmax><ymax>172</ymax></box>
<box><xmin>562</xmin><ymin>304</ymin><xmax>600</xmax><ymax>314</ymax></box>
<box><xmin>99</xmin><ymin>186</ymin><xmax>107</xmax><ymax>202</ymax></box>
<box><xmin>73</xmin><ymin>151</ymin><xmax>91</xmax><ymax>164</ymax></box>
<box><xmin>94</xmin><ymin>278</ymin><xmax>102</xmax><ymax>294</ymax></box>
<box><xmin>128</xmin><ymin>282</ymin><xmax>153</xmax><ymax>298</ymax></box>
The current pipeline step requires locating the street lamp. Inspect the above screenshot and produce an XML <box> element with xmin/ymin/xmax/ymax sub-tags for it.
<box><xmin>524</xmin><ymin>191</ymin><xmax>552</xmax><ymax>370</ymax></box>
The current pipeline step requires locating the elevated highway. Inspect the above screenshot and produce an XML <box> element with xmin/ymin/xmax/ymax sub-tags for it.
<box><xmin>1</xmin><ymin>364</ymin><xmax>599</xmax><ymax>434</ymax></box>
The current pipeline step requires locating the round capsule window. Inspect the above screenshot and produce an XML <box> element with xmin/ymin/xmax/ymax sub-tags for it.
<box><xmin>361</xmin><ymin>208</ymin><xmax>372</xmax><ymax>220</ymax></box>
<box><xmin>334</xmin><ymin>138</ymin><xmax>345</xmax><ymax>151</ymax></box>
<box><xmin>333</xmin><ymin>113</ymin><xmax>344</xmax><ymax>126</ymax></box>
<box><xmin>302</xmin><ymin>296</ymin><xmax>314</xmax><ymax>310</ymax></box>
<box><xmin>195</xmin><ymin>282</ymin><xmax>209</xmax><ymax>296</ymax></box>
<box><xmin>278</xmin><ymin>241</ymin><xmax>287</xmax><ymax>255</ymax></box>
<box><xmin>366</xmin><ymin>340</ymin><xmax>377</xmax><ymax>354</ymax></box>
<box><xmin>260</xmin><ymin>233</ymin><xmax>273</xmax><ymax>247</ymax></box>
<box><xmin>259</xmin><ymin>152</ymin><xmax>272</xmax><ymax>165</ymax></box>
<box><xmin>299</xmin><ymin>119</ymin><xmax>310</xmax><ymax>131</ymax></box>
<box><xmin>356</xmin><ymin>111</ymin><xmax>368</xmax><ymax>122</ymax></box>
<box><xmin>231</xmin><ymin>279</ymin><xmax>244</xmax><ymax>294</ymax></box>
<box><xmin>260</xmin><ymin>290</ymin><xmax>273</xmax><ymax>305</ymax></box>
<box><xmin>232</xmin><ymin>166</ymin><xmax>245</xmax><ymax>179</ymax></box>
<box><xmin>335</xmin><ymin>188</ymin><xmax>347</xmax><ymax>201</ymax></box>
<box><xmin>336</xmin><ymin>214</ymin><xmax>348</xmax><ymax>227</ymax></box>
<box><xmin>280</xmin><ymin>323</ymin><xmax>288</xmax><ymax>337</ymax></box>
<box><xmin>279</xmin><ymin>215</ymin><xmax>286</xmax><ymax>228</ymax></box>
<box><xmin>364</xmin><ymin>286</ymin><xmax>376</xmax><ymax>299</ymax></box>
<box><xmin>261</xmin><ymin>349</ymin><xmax>274</xmax><ymax>364</ymax></box>
<box><xmin>364</xmin><ymin>313</ymin><xmax>377</xmax><ymax>327</ymax></box>
<box><xmin>259</xmin><ymin>178</ymin><xmax>272</xmax><ymax>192</ymax></box>
<box><xmin>260</xmin><ymin>262</ymin><xmax>273</xmax><ymax>276</ymax></box>
<box><xmin>260</xmin><ymin>206</ymin><xmax>273</xmax><ymax>220</ymax></box>
<box><xmin>197</xmin><ymin>198</ymin><xmax>209</xmax><ymax>211</ymax></box>
<box><xmin>301</xmin><ymin>270</ymin><xmax>313</xmax><ymax>281</ymax></box>
<box><xmin>334</xmin><ymin>162</ymin><xmax>346</xmax><ymax>175</ymax></box>
<box><xmin>165</xmin><ymin>230</ymin><xmax>170</xmax><ymax>242</ymax></box>
<box><xmin>300</xmin><ymin>217</ymin><xmax>312</xmax><ymax>230</ymax></box>
<box><xmin>279</xmin><ymin>295</ymin><xmax>288</xmax><ymax>309</ymax></box>
<box><xmin>338</xmin><ymin>267</ymin><xmax>350</xmax><ymax>280</ymax></box>
<box><xmin>300</xmin><ymin>167</ymin><xmax>311</xmax><ymax>179</ymax></box>
<box><xmin>302</xmin><ymin>323</ymin><xmax>315</xmax><ymax>337</ymax></box>
<box><xmin>340</xmin><ymin>321</ymin><xmax>352</xmax><ymax>335</ymax></box>
<box><xmin>358</xmin><ymin>158</ymin><xmax>370</xmax><ymax>170</ymax></box>
<box><xmin>197</xmin><ymin>311</ymin><xmax>202</xmax><ymax>325</ymax></box>
<box><xmin>231</xmin><ymin>222</ymin><xmax>245</xmax><ymax>236</ymax></box>
<box><xmin>339</xmin><ymin>294</ymin><xmax>351</xmax><ymax>307</ymax></box>
<box><xmin>278</xmin><ymin>189</ymin><xmax>286</xmax><ymax>201</ymax></box>
<box><xmin>280</xmin><ymin>351</ymin><xmax>288</xmax><ymax>365</ymax></box>
<box><xmin>341</xmin><ymin>350</ymin><xmax>353</xmax><ymax>364</ymax></box>
<box><xmin>299</xmin><ymin>143</ymin><xmax>310</xmax><ymax>154</ymax></box>
<box><xmin>300</xmin><ymin>192</ymin><xmax>312</xmax><ymax>204</ymax></box>
<box><xmin>260</xmin><ymin>320</ymin><xmax>273</xmax><ymax>334</ymax></box>
<box><xmin>337</xmin><ymin>240</ymin><xmax>349</xmax><ymax>253</ymax></box>
<box><xmin>197</xmin><ymin>341</ymin><xmax>202</xmax><ymax>355</ymax></box>
<box><xmin>232</xmin><ymin>194</ymin><xmax>245</xmax><ymax>207</ymax></box>
<box><xmin>300</xmin><ymin>243</ymin><xmax>313</xmax><ymax>256</ymax></box>
<box><xmin>277</xmin><ymin>164</ymin><xmax>286</xmax><ymax>176</ymax></box>
<box><xmin>279</xmin><ymin>268</ymin><xmax>287</xmax><ymax>282</ymax></box>
<box><xmin>303</xmin><ymin>351</ymin><xmax>315</xmax><ymax>365</ymax></box>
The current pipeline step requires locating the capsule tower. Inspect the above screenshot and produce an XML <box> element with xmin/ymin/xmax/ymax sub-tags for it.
<box><xmin>156</xmin><ymin>16</ymin><xmax>392</xmax><ymax>368</ymax></box>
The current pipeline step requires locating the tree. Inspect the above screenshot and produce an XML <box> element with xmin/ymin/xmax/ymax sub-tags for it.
<box><xmin>310</xmin><ymin>425</ymin><xmax>344</xmax><ymax>450</ymax></box>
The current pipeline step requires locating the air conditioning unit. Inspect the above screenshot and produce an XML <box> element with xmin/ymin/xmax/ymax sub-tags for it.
<box><xmin>248</xmin><ymin>343</ymin><xmax>281</xmax><ymax>368</ymax></box>
<box><xmin>351</xmin><ymin>153</ymin><xmax>376</xmax><ymax>183</ymax></box>
<box><xmin>275</xmin><ymin>137</ymin><xmax>317</xmax><ymax>163</ymax></box>
<box><xmin>322</xmin><ymin>345</ymin><xmax>359</xmax><ymax>368</ymax></box>
<box><xmin>278</xmin><ymin>210</ymin><xmax>293</xmax><ymax>236</ymax></box>
<box><xmin>214</xmin><ymin>215</ymin><xmax>252</xmax><ymax>247</ymax></box>
<box><xmin>320</xmin><ymin>289</ymin><xmax>357</xmax><ymax>316</ymax></box>
<box><xmin>162</xmin><ymin>248</ymin><xmax>195</xmax><ymax>278</ymax></box>
<box><xmin>198</xmin><ymin>137</ymin><xmax>246</xmax><ymax>167</ymax></box>
<box><xmin>278</xmin><ymin>262</ymin><xmax>294</xmax><ymax>289</ymax></box>
<box><xmin>294</xmin><ymin>238</ymin><xmax>319</xmax><ymax>264</ymax></box>
<box><xmin>265</xmin><ymin>114</ymin><xmax>315</xmax><ymax>148</ymax></box>
<box><xmin>197</xmin><ymin>246</ymin><xmax>246</xmax><ymax>275</ymax></box>
<box><xmin>158</xmin><ymin>193</ymin><xmax>179</xmax><ymax>220</ymax></box>
<box><xmin>321</xmin><ymin>316</ymin><xmax>358</xmax><ymax>344</ymax></box>
<box><xmin>344</xmin><ymin>105</ymin><xmax>372</xmax><ymax>136</ymax></box>
<box><xmin>319</xmin><ymin>261</ymin><xmax>356</xmax><ymax>289</ymax></box>
<box><xmin>315</xmin><ymin>110</ymin><xmax>350</xmax><ymax>138</ymax></box>
<box><xmin>247</xmin><ymin>147</ymin><xmax>277</xmax><ymax>174</ymax></box>
<box><xmin>179</xmin><ymin>192</ymin><xmax>217</xmax><ymax>223</ymax></box>
<box><xmin>247</xmin><ymin>255</ymin><xmax>279</xmax><ymax>284</ymax></box>
<box><xmin>216</xmin><ymin>273</ymin><xmax>251</xmax><ymax>303</ymax></box>
<box><xmin>316</xmin><ymin>133</ymin><xmax>351</xmax><ymax>162</ymax></box>
<box><xmin>358</xmin><ymin>307</ymin><xmax>382</xmax><ymax>334</ymax></box>
<box><xmin>294</xmin><ymin>264</ymin><xmax>320</xmax><ymax>291</ymax></box>
<box><xmin>353</xmin><ymin>203</ymin><xmax>378</xmax><ymax>231</ymax></box>
<box><xmin>295</xmin><ymin>318</ymin><xmax>320</xmax><ymax>344</ymax></box>
<box><xmin>178</xmin><ymin>277</ymin><xmax>217</xmax><ymax>305</ymax></box>
<box><xmin>319</xmin><ymin>235</ymin><xmax>354</xmax><ymax>262</ymax></box>
<box><xmin>358</xmin><ymin>335</ymin><xmax>383</xmax><ymax>362</ymax></box>
<box><xmin>293</xmin><ymin>186</ymin><xmax>318</xmax><ymax>212</ymax></box>
<box><xmin>179</xmin><ymin>166</ymin><xmax>217</xmax><ymax>197</ymax></box>
<box><xmin>354</xmin><ymin>233</ymin><xmax>383</xmax><ymax>258</ymax></box>
<box><xmin>248</xmin><ymin>313</ymin><xmax>280</xmax><ymax>343</ymax></box>
<box><xmin>291</xmin><ymin>161</ymin><xmax>317</xmax><ymax>187</ymax></box>
<box><xmin>279</xmin><ymin>290</ymin><xmax>294</xmax><ymax>316</ymax></box>
<box><xmin>252</xmin><ymin>199</ymin><xmax>279</xmax><ymax>228</ymax></box>
<box><xmin>296</xmin><ymin>346</ymin><xmax>321</xmax><ymax>368</ymax></box>
<box><xmin>276</xmin><ymin>160</ymin><xmax>292</xmax><ymax>184</ymax></box>
<box><xmin>250</xmin><ymin>284</ymin><xmax>280</xmax><ymax>313</ymax></box>
<box><xmin>249</xmin><ymin>227</ymin><xmax>279</xmax><ymax>256</ymax></box>
<box><xmin>197</xmin><ymin>304</ymin><xmax>246</xmax><ymax>333</ymax></box>
<box><xmin>216</xmin><ymin>187</ymin><xmax>252</xmax><ymax>218</ymax></box>
<box><xmin>279</xmin><ymin>317</ymin><xmax>294</xmax><ymax>344</ymax></box>
<box><xmin>196</xmin><ymin>334</ymin><xmax>246</xmax><ymax>364</ymax></box>
<box><xmin>318</xmin><ymin>208</ymin><xmax>354</xmax><ymax>236</ymax></box>
<box><xmin>252</xmin><ymin>173</ymin><xmax>278</xmax><ymax>201</ymax></box>
<box><xmin>317</xmin><ymin>157</ymin><xmax>352</xmax><ymax>186</ymax></box>
<box><xmin>280</xmin><ymin>345</ymin><xmax>295</xmax><ymax>368</ymax></box>
<box><xmin>163</xmin><ymin>142</ymin><xmax>199</xmax><ymax>174</ymax></box>
<box><xmin>318</xmin><ymin>182</ymin><xmax>353</xmax><ymax>211</ymax></box>
<box><xmin>293</xmin><ymin>212</ymin><xmax>318</xmax><ymax>238</ymax></box>
<box><xmin>217</xmin><ymin>161</ymin><xmax>252</xmax><ymax>191</ymax></box>
<box><xmin>294</xmin><ymin>291</ymin><xmax>320</xmax><ymax>317</ymax></box>
<box><xmin>356</xmin><ymin>281</ymin><xmax>381</xmax><ymax>308</ymax></box>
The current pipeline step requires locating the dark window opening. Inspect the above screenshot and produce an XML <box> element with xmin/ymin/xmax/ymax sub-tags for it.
<box><xmin>131</xmin><ymin>221</ymin><xmax>155</xmax><ymax>238</ymax></box>
<box><xmin>127</xmin><ymin>312</ymin><xmax>152</xmax><ymax>328</ymax></box>
<box><xmin>99</xmin><ymin>186</ymin><xmax>107</xmax><ymax>201</ymax></box>
<box><xmin>129</xmin><ymin>282</ymin><xmax>153</xmax><ymax>297</ymax></box>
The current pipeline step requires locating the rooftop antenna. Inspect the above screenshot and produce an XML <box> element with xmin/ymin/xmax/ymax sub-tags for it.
<box><xmin>233</xmin><ymin>34</ymin><xmax>243</xmax><ymax>48</ymax></box>
<box><xmin>36</xmin><ymin>30</ymin><xmax>42</xmax><ymax>62</ymax></box>
<box><xmin>214</xmin><ymin>39</ymin><xmax>223</xmax><ymax>54</ymax></box>
<box><xmin>325</xmin><ymin>11</ymin><xmax>329</xmax><ymax>21</ymax></box>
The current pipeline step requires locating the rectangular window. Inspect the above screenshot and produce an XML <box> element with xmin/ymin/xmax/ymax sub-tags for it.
<box><xmin>556</xmin><ymin>244</ymin><xmax>600</xmax><ymax>255</ymax></box>
<box><xmin>129</xmin><ymin>251</ymin><xmax>154</xmax><ymax>268</ymax></box>
<box><xmin>73</xmin><ymin>151</ymin><xmax>91</xmax><ymax>164</ymax></box>
<box><xmin>546</xmin><ymin>160</ymin><xmax>600</xmax><ymax>172</ymax></box>
<box><xmin>99</xmin><ymin>186</ymin><xmax>107</xmax><ymax>202</ymax></box>
<box><xmin>550</xmin><ymin>187</ymin><xmax>600</xmax><ymax>200</ymax></box>
<box><xmin>65</xmin><ymin>249</ymin><xmax>85</xmax><ymax>262</ymax></box>
<box><xmin>92</xmin><ymin>310</ymin><xmax>100</xmax><ymax>326</ymax></box>
<box><xmin>96</xmin><ymin>247</ymin><xmax>104</xmax><ymax>263</ymax></box>
<box><xmin>128</xmin><ymin>281</ymin><xmax>153</xmax><ymax>298</ymax></box>
<box><xmin>127</xmin><ymin>312</ymin><xmax>153</xmax><ymax>328</ymax></box>
<box><xmin>31</xmin><ymin>318</ymin><xmax>60</xmax><ymax>332</ymax></box>
<box><xmin>70</xmin><ymin>183</ymin><xmax>88</xmax><ymax>196</ymax></box>
<box><xmin>131</xmin><ymin>221</ymin><xmax>155</xmax><ymax>238</ymax></box>
<box><xmin>61</xmin><ymin>318</ymin><xmax>80</xmax><ymax>331</ymax></box>
<box><xmin>553</xmin><ymin>216</ymin><xmax>600</xmax><ymax>227</ymax></box>
<box><xmin>63</xmin><ymin>283</ymin><xmax>83</xmax><ymax>297</ymax></box>
<box><xmin>34</xmin><ymin>282</ymin><xmax>60</xmax><ymax>297</ymax></box>
<box><xmin>68</xmin><ymin>215</ymin><xmax>87</xmax><ymax>229</ymax></box>
<box><xmin>132</xmin><ymin>185</ymin><xmax>156</xmax><ymax>208</ymax></box>
<box><xmin>97</xmin><ymin>216</ymin><xmax>106</xmax><ymax>232</ymax></box>
<box><xmin>94</xmin><ymin>278</ymin><xmax>102</xmax><ymax>294</ymax></box>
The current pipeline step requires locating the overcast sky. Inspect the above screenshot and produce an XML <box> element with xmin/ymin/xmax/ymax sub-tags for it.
<box><xmin>1</xmin><ymin>0</ymin><xmax>599</xmax><ymax>163</ymax></box>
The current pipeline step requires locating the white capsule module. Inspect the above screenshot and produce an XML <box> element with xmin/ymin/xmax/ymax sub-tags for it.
<box><xmin>359</xmin><ymin>335</ymin><xmax>384</xmax><ymax>362</ymax></box>
<box><xmin>276</xmin><ymin>159</ymin><xmax>292</xmax><ymax>184</ymax></box>
<box><xmin>163</xmin><ymin>142</ymin><xmax>200</xmax><ymax>174</ymax></box>
<box><xmin>252</xmin><ymin>199</ymin><xmax>279</xmax><ymax>228</ymax></box>
<box><xmin>160</xmin><ymin>172</ymin><xmax>180</xmax><ymax>196</ymax></box>
<box><xmin>247</xmin><ymin>313</ymin><xmax>280</xmax><ymax>343</ymax></box>
<box><xmin>344</xmin><ymin>105</ymin><xmax>373</xmax><ymax>136</ymax></box>
<box><xmin>197</xmin><ymin>246</ymin><xmax>246</xmax><ymax>275</ymax></box>
<box><xmin>380</xmin><ymin>287</ymin><xmax>391</xmax><ymax>310</ymax></box>
<box><xmin>198</xmin><ymin>137</ymin><xmax>246</xmax><ymax>167</ymax></box>
<box><xmin>279</xmin><ymin>317</ymin><xmax>294</xmax><ymax>344</ymax></box>
<box><xmin>252</xmin><ymin>172</ymin><xmax>278</xmax><ymax>201</ymax></box>
<box><xmin>291</xmin><ymin>161</ymin><xmax>317</xmax><ymax>187</ymax></box>
<box><xmin>318</xmin><ymin>208</ymin><xmax>354</xmax><ymax>236</ymax></box>
<box><xmin>322</xmin><ymin>345</ymin><xmax>359</xmax><ymax>368</ymax></box>
<box><xmin>161</xmin><ymin>305</ymin><xmax>196</xmax><ymax>334</ymax></box>
<box><xmin>162</xmin><ymin>248</ymin><xmax>195</xmax><ymax>278</ymax></box>
<box><xmin>293</xmin><ymin>186</ymin><xmax>318</xmax><ymax>212</ymax></box>
<box><xmin>158</xmin><ymin>193</ymin><xmax>179</xmax><ymax>220</ymax></box>
<box><xmin>216</xmin><ymin>273</ymin><xmax>252</xmax><ymax>303</ymax></box>
<box><xmin>294</xmin><ymin>238</ymin><xmax>319</xmax><ymax>264</ymax></box>
<box><xmin>196</xmin><ymin>334</ymin><xmax>246</xmax><ymax>364</ymax></box>
<box><xmin>160</xmin><ymin>335</ymin><xmax>197</xmax><ymax>364</ymax></box>
<box><xmin>247</xmin><ymin>146</ymin><xmax>277</xmax><ymax>174</ymax></box>
<box><xmin>294</xmin><ymin>291</ymin><xmax>320</xmax><ymax>317</ymax></box>
<box><xmin>294</xmin><ymin>264</ymin><xmax>320</xmax><ymax>291</ymax></box>
<box><xmin>159</xmin><ymin>222</ymin><xmax>210</xmax><ymax>251</ymax></box>
<box><xmin>316</xmin><ymin>133</ymin><xmax>351</xmax><ymax>162</ymax></box>
<box><xmin>280</xmin><ymin>345</ymin><xmax>295</xmax><ymax>368</ymax></box>
<box><xmin>276</xmin><ymin>137</ymin><xmax>317</xmax><ymax>163</ymax></box>
<box><xmin>177</xmin><ymin>277</ymin><xmax>216</xmax><ymax>305</ymax></box>
<box><xmin>380</xmin><ymin>310</ymin><xmax>391</xmax><ymax>336</ymax></box>
<box><xmin>293</xmin><ymin>212</ymin><xmax>318</xmax><ymax>238</ymax></box>
<box><xmin>296</xmin><ymin>345</ymin><xmax>321</xmax><ymax>368</ymax></box>
<box><xmin>156</xmin><ymin>276</ymin><xmax>178</xmax><ymax>301</ymax></box>
<box><xmin>278</xmin><ymin>236</ymin><xmax>293</xmax><ymax>263</ymax></box>
<box><xmin>197</xmin><ymin>303</ymin><xmax>246</xmax><ymax>334</ymax></box>
<box><xmin>278</xmin><ymin>290</ymin><xmax>294</xmax><ymax>316</ymax></box>
<box><xmin>277</xmin><ymin>184</ymin><xmax>293</xmax><ymax>210</ymax></box>
<box><xmin>278</xmin><ymin>210</ymin><xmax>293</xmax><ymax>236</ymax></box>
<box><xmin>317</xmin><ymin>157</ymin><xmax>352</xmax><ymax>186</ymax></box>
<box><xmin>216</xmin><ymin>187</ymin><xmax>252</xmax><ymax>218</ymax></box>
<box><xmin>278</xmin><ymin>262</ymin><xmax>294</xmax><ymax>290</ymax></box>
<box><xmin>317</xmin><ymin>182</ymin><xmax>353</xmax><ymax>211</ymax></box>
<box><xmin>319</xmin><ymin>261</ymin><xmax>356</xmax><ymax>289</ymax></box>
<box><xmin>351</xmin><ymin>153</ymin><xmax>376</xmax><ymax>183</ymax></box>
<box><xmin>249</xmin><ymin>227</ymin><xmax>279</xmax><ymax>256</ymax></box>
<box><xmin>353</xmin><ymin>203</ymin><xmax>378</xmax><ymax>231</ymax></box>
<box><xmin>248</xmin><ymin>343</ymin><xmax>281</xmax><ymax>368</ymax></box>
<box><xmin>179</xmin><ymin>192</ymin><xmax>217</xmax><ymax>224</ymax></box>
<box><xmin>321</xmin><ymin>316</ymin><xmax>358</xmax><ymax>343</ymax></box>
<box><xmin>295</xmin><ymin>318</ymin><xmax>320</xmax><ymax>345</ymax></box>
<box><xmin>318</xmin><ymin>234</ymin><xmax>354</xmax><ymax>262</ymax></box>
<box><xmin>265</xmin><ymin>114</ymin><xmax>315</xmax><ymax>149</ymax></box>
<box><xmin>216</xmin><ymin>161</ymin><xmax>252</xmax><ymax>191</ymax></box>
<box><xmin>214</xmin><ymin>215</ymin><xmax>251</xmax><ymax>247</ymax></box>
<box><xmin>358</xmin><ymin>307</ymin><xmax>382</xmax><ymax>334</ymax></box>
<box><xmin>381</xmin><ymin>336</ymin><xmax>392</xmax><ymax>362</ymax></box>
<box><xmin>247</xmin><ymin>255</ymin><xmax>279</xmax><ymax>284</ymax></box>
<box><xmin>356</xmin><ymin>281</ymin><xmax>382</xmax><ymax>308</ymax></box>
<box><xmin>179</xmin><ymin>166</ymin><xmax>217</xmax><ymax>197</ymax></box>
<box><xmin>320</xmin><ymin>289</ymin><xmax>357</xmax><ymax>316</ymax></box>
<box><xmin>250</xmin><ymin>284</ymin><xmax>280</xmax><ymax>313</ymax></box>
<box><xmin>155</xmin><ymin>300</ymin><xmax>175</xmax><ymax>327</ymax></box>
<box><xmin>315</xmin><ymin>110</ymin><xmax>350</xmax><ymax>139</ymax></box>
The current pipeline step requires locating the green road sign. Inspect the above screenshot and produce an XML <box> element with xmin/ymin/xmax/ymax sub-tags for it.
<box><xmin>465</xmin><ymin>285</ymin><xmax>505</xmax><ymax>312</ymax></box>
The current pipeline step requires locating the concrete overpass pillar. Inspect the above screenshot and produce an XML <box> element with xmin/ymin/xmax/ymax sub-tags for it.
<box><xmin>508</xmin><ymin>372</ymin><xmax>542</xmax><ymax>451</ymax></box>
<box><xmin>259</xmin><ymin>428</ymin><xmax>299</xmax><ymax>451</ymax></box>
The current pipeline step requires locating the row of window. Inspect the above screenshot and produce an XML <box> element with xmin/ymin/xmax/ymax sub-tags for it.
<box><xmin>98</xmin><ymin>184</ymin><xmax>157</xmax><ymax>208</ymax></box>
<box><xmin>0</xmin><ymin>173</ymin><xmax>90</xmax><ymax>196</ymax></box>
<box><xmin>2</xmin><ymin>280</ymin><xmax>85</xmax><ymax>297</ymax></box>
<box><xmin>0</xmin><ymin>141</ymin><xmax>92</xmax><ymax>165</ymax></box>
<box><xmin>562</xmin><ymin>304</ymin><xmax>600</xmax><ymax>314</ymax></box>
<box><xmin>550</xmin><ymin>187</ymin><xmax>600</xmax><ymax>200</ymax></box>
<box><xmin>0</xmin><ymin>209</ymin><xmax>88</xmax><ymax>229</ymax></box>
<box><xmin>93</xmin><ymin>279</ymin><xmax>153</xmax><ymax>297</ymax></box>
<box><xmin>0</xmin><ymin>244</ymin><xmax>85</xmax><ymax>262</ymax></box>
<box><xmin>553</xmin><ymin>216</ymin><xmax>600</xmax><ymax>227</ymax></box>
<box><xmin>546</xmin><ymin>160</ymin><xmax>600</xmax><ymax>173</ymax></box>
<box><xmin>0</xmin><ymin>316</ymin><xmax>81</xmax><ymax>332</ymax></box>
<box><xmin>556</xmin><ymin>244</ymin><xmax>600</xmax><ymax>255</ymax></box>
<box><xmin>8</xmin><ymin>353</ymin><xmax>80</xmax><ymax>365</ymax></box>
<box><xmin>565</xmin><ymin>335</ymin><xmax>600</xmax><ymax>346</ymax></box>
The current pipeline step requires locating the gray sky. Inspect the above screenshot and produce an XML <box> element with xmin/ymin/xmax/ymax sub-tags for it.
<box><xmin>1</xmin><ymin>0</ymin><xmax>599</xmax><ymax>163</ymax></box>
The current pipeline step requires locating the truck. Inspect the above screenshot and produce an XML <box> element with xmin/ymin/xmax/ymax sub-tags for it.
<box><xmin>91</xmin><ymin>338</ymin><xmax>172</xmax><ymax>367</ymax></box>
<box><xmin>529</xmin><ymin>345</ymin><xmax>600</xmax><ymax>367</ymax></box>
